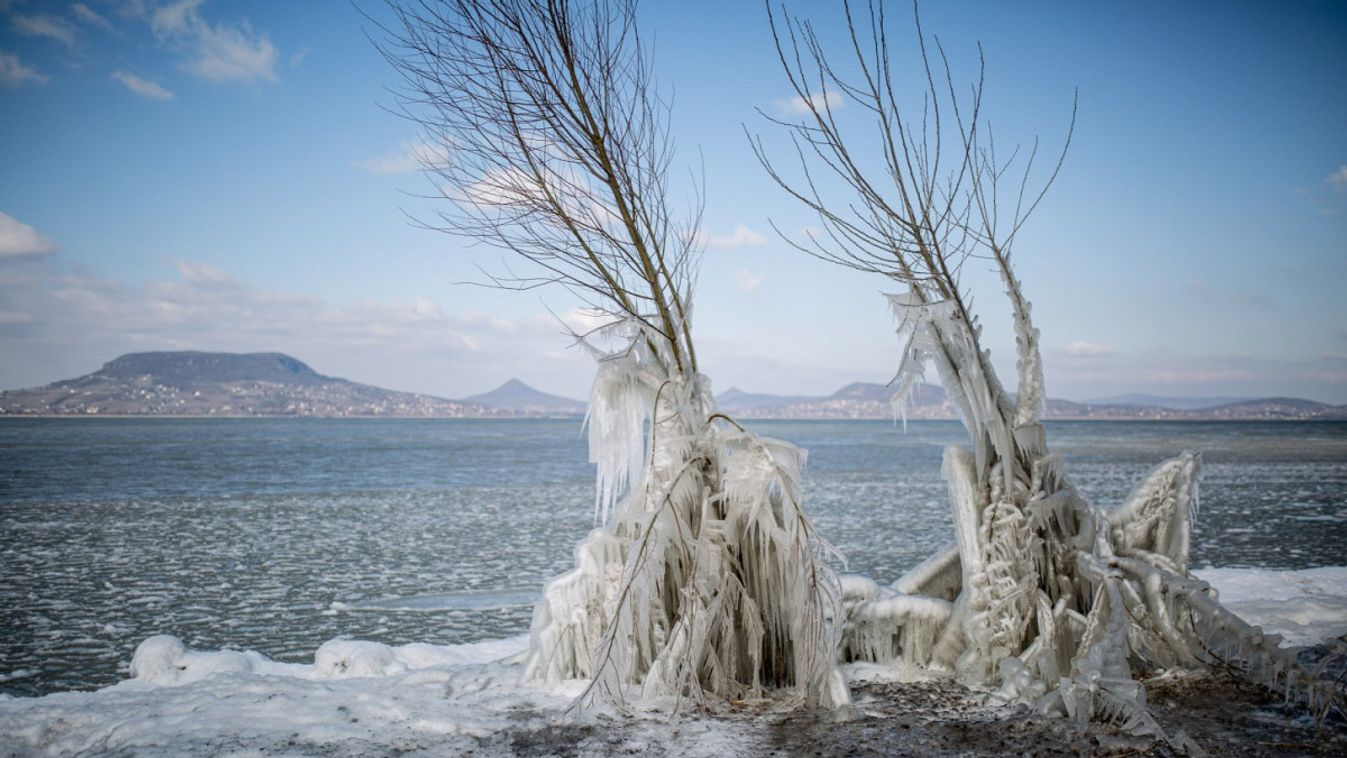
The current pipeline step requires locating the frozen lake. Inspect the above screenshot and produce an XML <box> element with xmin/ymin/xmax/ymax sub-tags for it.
<box><xmin>2</xmin><ymin>418</ymin><xmax>1345</xmax><ymax>697</ymax></box>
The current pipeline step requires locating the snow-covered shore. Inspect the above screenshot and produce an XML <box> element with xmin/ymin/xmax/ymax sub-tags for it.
<box><xmin>3</xmin><ymin>567</ymin><xmax>1345</xmax><ymax>756</ymax></box>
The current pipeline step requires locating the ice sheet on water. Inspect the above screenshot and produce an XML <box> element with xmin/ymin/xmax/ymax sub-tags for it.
<box><xmin>334</xmin><ymin>589</ymin><xmax>541</xmax><ymax>612</ymax></box>
<box><xmin>0</xmin><ymin>485</ymin><xmax>592</xmax><ymax>697</ymax></box>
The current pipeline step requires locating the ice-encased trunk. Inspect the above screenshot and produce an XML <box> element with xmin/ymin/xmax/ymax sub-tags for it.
<box><xmin>524</xmin><ymin>324</ymin><xmax>846</xmax><ymax>709</ymax></box>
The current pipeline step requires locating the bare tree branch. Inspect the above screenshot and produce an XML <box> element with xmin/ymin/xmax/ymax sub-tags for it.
<box><xmin>376</xmin><ymin>0</ymin><xmax>701</xmax><ymax>374</ymax></box>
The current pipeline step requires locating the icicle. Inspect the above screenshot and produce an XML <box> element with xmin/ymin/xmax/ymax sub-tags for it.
<box><xmin>528</xmin><ymin>319</ymin><xmax>848</xmax><ymax>709</ymax></box>
<box><xmin>886</xmin><ymin>292</ymin><xmax>974</xmax><ymax>431</ymax></box>
<box><xmin>842</xmin><ymin>587</ymin><xmax>954</xmax><ymax>666</ymax></box>
<box><xmin>998</xmin><ymin>265</ymin><xmax>1045</xmax><ymax>427</ymax></box>
<box><xmin>1109</xmin><ymin>452</ymin><xmax>1201</xmax><ymax>572</ymax></box>
<box><xmin>581</xmin><ymin>320</ymin><xmax>663</xmax><ymax>525</ymax></box>
<box><xmin>523</xmin><ymin>528</ymin><xmax>625</xmax><ymax>682</ymax></box>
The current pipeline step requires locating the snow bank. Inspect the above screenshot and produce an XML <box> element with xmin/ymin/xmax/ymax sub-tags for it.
<box><xmin>0</xmin><ymin>634</ymin><xmax>545</xmax><ymax>755</ymax></box>
<box><xmin>1</xmin><ymin>568</ymin><xmax>1342</xmax><ymax>756</ymax></box>
<box><xmin>123</xmin><ymin>633</ymin><xmax>532</xmax><ymax>687</ymax></box>
<box><xmin>1195</xmin><ymin>566</ymin><xmax>1347</xmax><ymax>647</ymax></box>
<box><xmin>0</xmin><ymin>631</ymin><xmax>758</xmax><ymax>756</ymax></box>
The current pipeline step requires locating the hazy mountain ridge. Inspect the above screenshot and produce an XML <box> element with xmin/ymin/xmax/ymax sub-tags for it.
<box><xmin>718</xmin><ymin>382</ymin><xmax>952</xmax><ymax>420</ymax></box>
<box><xmin>716</xmin><ymin>383</ymin><xmax>1347</xmax><ymax>421</ymax></box>
<box><xmin>1084</xmin><ymin>393</ymin><xmax>1255</xmax><ymax>411</ymax></box>
<box><xmin>2</xmin><ymin>352</ymin><xmax>1343</xmax><ymax>420</ymax></box>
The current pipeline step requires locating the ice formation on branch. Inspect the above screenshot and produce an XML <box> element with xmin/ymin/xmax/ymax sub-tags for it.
<box><xmin>756</xmin><ymin>0</ymin><xmax>1343</xmax><ymax>742</ymax></box>
<box><xmin>837</xmin><ymin>287</ymin><xmax>1341</xmax><ymax>742</ymax></box>
<box><xmin>525</xmin><ymin>320</ymin><xmax>847</xmax><ymax>709</ymax></box>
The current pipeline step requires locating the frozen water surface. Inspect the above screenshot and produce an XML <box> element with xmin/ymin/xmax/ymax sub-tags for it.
<box><xmin>2</xmin><ymin>418</ymin><xmax>1344</xmax><ymax>697</ymax></box>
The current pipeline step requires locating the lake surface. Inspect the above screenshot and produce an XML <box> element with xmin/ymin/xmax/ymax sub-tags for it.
<box><xmin>2</xmin><ymin>418</ymin><xmax>1345</xmax><ymax>697</ymax></box>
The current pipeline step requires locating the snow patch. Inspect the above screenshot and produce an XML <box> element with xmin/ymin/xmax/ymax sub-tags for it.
<box><xmin>1196</xmin><ymin>566</ymin><xmax>1347</xmax><ymax>647</ymax></box>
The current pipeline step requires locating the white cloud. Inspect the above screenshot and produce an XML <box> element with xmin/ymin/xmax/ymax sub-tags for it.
<box><xmin>188</xmin><ymin>19</ymin><xmax>276</xmax><ymax>82</ymax></box>
<box><xmin>11</xmin><ymin>14</ymin><xmax>78</xmax><ymax>48</ymax></box>
<box><xmin>0</xmin><ymin>212</ymin><xmax>56</xmax><ymax>258</ymax></box>
<box><xmin>1327</xmin><ymin>165</ymin><xmax>1347</xmax><ymax>193</ymax></box>
<box><xmin>557</xmin><ymin>307</ymin><xmax>618</xmax><ymax>338</ymax></box>
<box><xmin>111</xmin><ymin>70</ymin><xmax>174</xmax><ymax>99</ymax></box>
<box><xmin>357</xmin><ymin>139</ymin><xmax>450</xmax><ymax>176</ymax></box>
<box><xmin>460</xmin><ymin>166</ymin><xmax>541</xmax><ymax>208</ymax></box>
<box><xmin>0</xmin><ymin>51</ymin><xmax>48</xmax><ymax>88</ymax></box>
<box><xmin>697</xmin><ymin>224</ymin><xmax>768</xmax><ymax>250</ymax></box>
<box><xmin>1062</xmin><ymin>340</ymin><xmax>1114</xmax><ymax>357</ymax></box>
<box><xmin>1036</xmin><ymin>347</ymin><xmax>1345</xmax><ymax>401</ymax></box>
<box><xmin>735</xmin><ymin>269</ymin><xmax>763</xmax><ymax>294</ymax></box>
<box><xmin>358</xmin><ymin>150</ymin><xmax>418</xmax><ymax>176</ymax></box>
<box><xmin>72</xmin><ymin>3</ymin><xmax>114</xmax><ymax>30</ymax></box>
<box><xmin>775</xmin><ymin>90</ymin><xmax>845</xmax><ymax>115</ymax></box>
<box><xmin>150</xmin><ymin>0</ymin><xmax>202</xmax><ymax>36</ymax></box>
<box><xmin>119</xmin><ymin>1</ymin><xmax>151</xmax><ymax>19</ymax></box>
<box><xmin>173</xmin><ymin>259</ymin><xmax>238</xmax><ymax>288</ymax></box>
<box><xmin>151</xmin><ymin>0</ymin><xmax>278</xmax><ymax>84</ymax></box>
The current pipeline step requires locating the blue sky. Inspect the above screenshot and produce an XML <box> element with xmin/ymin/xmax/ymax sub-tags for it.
<box><xmin>1</xmin><ymin>0</ymin><xmax>1344</xmax><ymax>403</ymax></box>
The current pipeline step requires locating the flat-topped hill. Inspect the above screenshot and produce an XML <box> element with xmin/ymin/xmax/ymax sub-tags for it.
<box><xmin>0</xmin><ymin>351</ymin><xmax>487</xmax><ymax>418</ymax></box>
<box><xmin>89</xmin><ymin>351</ymin><xmax>330</xmax><ymax>387</ymax></box>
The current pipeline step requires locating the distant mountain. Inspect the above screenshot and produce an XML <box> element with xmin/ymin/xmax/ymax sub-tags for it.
<box><xmin>95</xmin><ymin>351</ymin><xmax>331</xmax><ymax>387</ymax></box>
<box><xmin>1041</xmin><ymin>396</ymin><xmax>1346</xmax><ymax>420</ymax></box>
<box><xmin>1197</xmin><ymin>397</ymin><xmax>1347</xmax><ymax>420</ymax></box>
<box><xmin>716</xmin><ymin>381</ymin><xmax>1346</xmax><ymax>421</ymax></box>
<box><xmin>0</xmin><ymin>352</ymin><xmax>494</xmax><ymax>418</ymax></box>
<box><xmin>716</xmin><ymin>388</ymin><xmax>820</xmax><ymax>413</ymax></box>
<box><xmin>461</xmin><ymin>379</ymin><xmax>585</xmax><ymax>416</ymax></box>
<box><xmin>4</xmin><ymin>352</ymin><xmax>1343</xmax><ymax>420</ymax></box>
<box><xmin>718</xmin><ymin>382</ymin><xmax>953</xmax><ymax>419</ymax></box>
<box><xmin>1085</xmin><ymin>393</ymin><xmax>1254</xmax><ymax>411</ymax></box>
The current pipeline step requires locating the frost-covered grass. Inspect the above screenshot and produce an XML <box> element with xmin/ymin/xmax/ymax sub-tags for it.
<box><xmin>1</xmin><ymin>568</ymin><xmax>1342</xmax><ymax>756</ymax></box>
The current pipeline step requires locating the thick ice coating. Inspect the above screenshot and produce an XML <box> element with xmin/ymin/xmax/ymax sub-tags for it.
<box><xmin>524</xmin><ymin>319</ymin><xmax>847</xmax><ymax>709</ymax></box>
<box><xmin>838</xmin><ymin>285</ymin><xmax>1342</xmax><ymax>745</ymax></box>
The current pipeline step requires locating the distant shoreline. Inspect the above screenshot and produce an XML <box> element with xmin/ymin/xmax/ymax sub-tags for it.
<box><xmin>8</xmin><ymin>353</ymin><xmax>1342</xmax><ymax>421</ymax></box>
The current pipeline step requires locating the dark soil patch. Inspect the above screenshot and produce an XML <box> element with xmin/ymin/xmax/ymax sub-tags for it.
<box><xmin>462</xmin><ymin>645</ymin><xmax>1347</xmax><ymax>757</ymax></box>
<box><xmin>772</xmin><ymin>673</ymin><xmax>1345</xmax><ymax>757</ymax></box>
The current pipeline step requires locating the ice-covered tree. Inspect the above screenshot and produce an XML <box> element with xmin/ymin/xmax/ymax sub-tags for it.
<box><xmin>755</xmin><ymin>0</ymin><xmax>1341</xmax><ymax>742</ymax></box>
<box><xmin>379</xmin><ymin>0</ymin><xmax>845</xmax><ymax>708</ymax></box>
